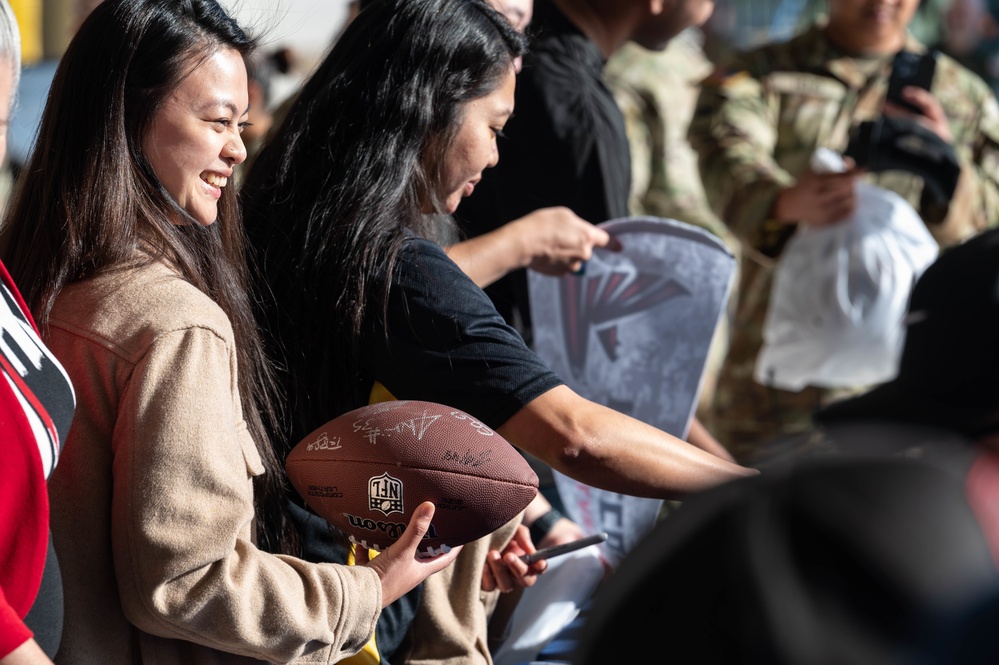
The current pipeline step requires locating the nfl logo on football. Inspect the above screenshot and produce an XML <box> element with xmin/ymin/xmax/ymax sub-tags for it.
<box><xmin>369</xmin><ymin>473</ymin><xmax>404</xmax><ymax>516</ymax></box>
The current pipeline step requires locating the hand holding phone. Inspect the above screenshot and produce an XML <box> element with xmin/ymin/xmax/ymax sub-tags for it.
<box><xmin>520</xmin><ymin>532</ymin><xmax>608</xmax><ymax>565</ymax></box>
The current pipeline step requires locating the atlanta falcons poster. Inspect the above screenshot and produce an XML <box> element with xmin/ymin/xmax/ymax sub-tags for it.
<box><xmin>529</xmin><ymin>217</ymin><xmax>736</xmax><ymax>565</ymax></box>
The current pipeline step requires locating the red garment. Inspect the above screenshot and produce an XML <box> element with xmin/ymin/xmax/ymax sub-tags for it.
<box><xmin>0</xmin><ymin>260</ymin><xmax>51</xmax><ymax>658</ymax></box>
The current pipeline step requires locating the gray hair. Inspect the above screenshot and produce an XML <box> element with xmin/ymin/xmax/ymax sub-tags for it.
<box><xmin>0</xmin><ymin>0</ymin><xmax>20</xmax><ymax>106</ymax></box>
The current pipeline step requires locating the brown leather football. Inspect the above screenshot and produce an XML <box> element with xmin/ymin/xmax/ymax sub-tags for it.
<box><xmin>286</xmin><ymin>400</ymin><xmax>539</xmax><ymax>556</ymax></box>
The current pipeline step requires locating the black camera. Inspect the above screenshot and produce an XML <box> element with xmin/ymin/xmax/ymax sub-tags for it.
<box><xmin>844</xmin><ymin>50</ymin><xmax>959</xmax><ymax>208</ymax></box>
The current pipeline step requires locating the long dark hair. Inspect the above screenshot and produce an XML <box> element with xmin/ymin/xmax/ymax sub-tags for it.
<box><xmin>241</xmin><ymin>0</ymin><xmax>526</xmax><ymax>453</ymax></box>
<box><xmin>0</xmin><ymin>0</ymin><xmax>294</xmax><ymax>553</ymax></box>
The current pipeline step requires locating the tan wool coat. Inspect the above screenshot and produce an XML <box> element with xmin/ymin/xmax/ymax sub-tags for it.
<box><xmin>46</xmin><ymin>260</ymin><xmax>382</xmax><ymax>665</ymax></box>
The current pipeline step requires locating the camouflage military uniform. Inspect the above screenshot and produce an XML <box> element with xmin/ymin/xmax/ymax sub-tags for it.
<box><xmin>606</xmin><ymin>32</ymin><xmax>735</xmax><ymax>417</ymax></box>
<box><xmin>688</xmin><ymin>24</ymin><xmax>999</xmax><ymax>462</ymax></box>
<box><xmin>606</xmin><ymin>31</ymin><xmax>728</xmax><ymax>238</ymax></box>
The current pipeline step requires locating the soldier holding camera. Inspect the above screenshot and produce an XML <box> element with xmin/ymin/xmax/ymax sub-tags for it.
<box><xmin>687</xmin><ymin>0</ymin><xmax>999</xmax><ymax>462</ymax></box>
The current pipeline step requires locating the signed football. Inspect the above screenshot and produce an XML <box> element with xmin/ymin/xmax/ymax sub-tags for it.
<box><xmin>285</xmin><ymin>400</ymin><xmax>539</xmax><ymax>556</ymax></box>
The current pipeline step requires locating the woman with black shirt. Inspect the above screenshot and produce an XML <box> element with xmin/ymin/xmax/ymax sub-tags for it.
<box><xmin>241</xmin><ymin>1</ymin><xmax>755</xmax><ymax>663</ymax></box>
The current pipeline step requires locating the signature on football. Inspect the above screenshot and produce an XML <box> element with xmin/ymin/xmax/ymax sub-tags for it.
<box><xmin>307</xmin><ymin>432</ymin><xmax>343</xmax><ymax>452</ymax></box>
<box><xmin>353</xmin><ymin>413</ymin><xmax>441</xmax><ymax>444</ymax></box>
<box><xmin>443</xmin><ymin>448</ymin><xmax>493</xmax><ymax>467</ymax></box>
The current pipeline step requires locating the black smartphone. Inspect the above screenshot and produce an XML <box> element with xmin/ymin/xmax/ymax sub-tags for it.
<box><xmin>886</xmin><ymin>50</ymin><xmax>937</xmax><ymax>115</ymax></box>
<box><xmin>519</xmin><ymin>532</ymin><xmax>608</xmax><ymax>565</ymax></box>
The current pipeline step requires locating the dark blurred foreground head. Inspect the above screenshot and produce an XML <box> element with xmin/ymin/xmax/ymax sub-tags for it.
<box><xmin>575</xmin><ymin>457</ymin><xmax>999</xmax><ymax>664</ymax></box>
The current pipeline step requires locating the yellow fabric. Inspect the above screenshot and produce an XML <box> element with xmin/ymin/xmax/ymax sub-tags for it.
<box><xmin>9</xmin><ymin>0</ymin><xmax>41</xmax><ymax>64</ymax></box>
<box><xmin>340</xmin><ymin>381</ymin><xmax>395</xmax><ymax>664</ymax></box>
<box><xmin>368</xmin><ymin>381</ymin><xmax>396</xmax><ymax>404</ymax></box>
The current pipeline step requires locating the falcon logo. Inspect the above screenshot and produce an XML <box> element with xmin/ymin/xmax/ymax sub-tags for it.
<box><xmin>559</xmin><ymin>266</ymin><xmax>690</xmax><ymax>379</ymax></box>
<box><xmin>369</xmin><ymin>473</ymin><xmax>404</xmax><ymax>516</ymax></box>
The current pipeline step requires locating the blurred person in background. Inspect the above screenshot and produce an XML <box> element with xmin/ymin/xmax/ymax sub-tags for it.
<box><xmin>689</xmin><ymin>0</ymin><xmax>999</xmax><ymax>462</ymax></box>
<box><xmin>604</xmin><ymin>26</ymin><xmax>734</xmax><ymax>422</ymax></box>
<box><xmin>456</xmin><ymin>0</ymin><xmax>719</xmax><ymax>347</ymax></box>
<box><xmin>933</xmin><ymin>0</ymin><xmax>999</xmax><ymax>97</ymax></box>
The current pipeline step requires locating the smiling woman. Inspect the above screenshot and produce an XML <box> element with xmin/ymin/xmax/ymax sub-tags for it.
<box><xmin>0</xmin><ymin>1</ymin><xmax>461</xmax><ymax>664</ymax></box>
<box><xmin>142</xmin><ymin>49</ymin><xmax>250</xmax><ymax>226</ymax></box>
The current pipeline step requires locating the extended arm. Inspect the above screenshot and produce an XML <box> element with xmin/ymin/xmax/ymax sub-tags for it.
<box><xmin>498</xmin><ymin>385</ymin><xmax>756</xmax><ymax>502</ymax></box>
<box><xmin>376</xmin><ymin>241</ymin><xmax>755</xmax><ymax>500</ymax></box>
<box><xmin>446</xmin><ymin>207</ymin><xmax>618</xmax><ymax>288</ymax></box>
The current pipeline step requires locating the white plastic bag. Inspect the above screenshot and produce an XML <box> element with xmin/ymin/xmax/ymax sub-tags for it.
<box><xmin>754</xmin><ymin>149</ymin><xmax>938</xmax><ymax>391</ymax></box>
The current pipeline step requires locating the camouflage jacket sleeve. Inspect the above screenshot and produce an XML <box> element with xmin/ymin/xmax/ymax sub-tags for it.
<box><xmin>688</xmin><ymin>60</ymin><xmax>797</xmax><ymax>257</ymax></box>
<box><xmin>926</xmin><ymin>53</ymin><xmax>999</xmax><ymax>243</ymax></box>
